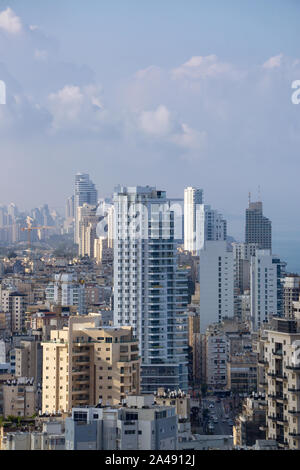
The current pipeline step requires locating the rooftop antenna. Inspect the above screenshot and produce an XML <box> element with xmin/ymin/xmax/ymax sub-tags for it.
<box><xmin>248</xmin><ymin>192</ymin><xmax>251</xmax><ymax>206</ymax></box>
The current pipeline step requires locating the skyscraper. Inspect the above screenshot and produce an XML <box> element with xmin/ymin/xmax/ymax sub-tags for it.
<box><xmin>184</xmin><ymin>187</ymin><xmax>203</xmax><ymax>254</ymax></box>
<box><xmin>113</xmin><ymin>185</ymin><xmax>189</xmax><ymax>392</ymax></box>
<box><xmin>250</xmin><ymin>250</ymin><xmax>286</xmax><ymax>330</ymax></box>
<box><xmin>199</xmin><ymin>240</ymin><xmax>234</xmax><ymax>333</ymax></box>
<box><xmin>245</xmin><ymin>200</ymin><xmax>272</xmax><ymax>250</ymax></box>
<box><xmin>195</xmin><ymin>204</ymin><xmax>227</xmax><ymax>255</ymax></box>
<box><xmin>66</xmin><ymin>195</ymin><xmax>75</xmax><ymax>219</ymax></box>
<box><xmin>74</xmin><ymin>173</ymin><xmax>98</xmax><ymax>244</ymax></box>
<box><xmin>77</xmin><ymin>203</ymin><xmax>99</xmax><ymax>258</ymax></box>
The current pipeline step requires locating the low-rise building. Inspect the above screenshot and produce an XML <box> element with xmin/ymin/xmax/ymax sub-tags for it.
<box><xmin>65</xmin><ymin>395</ymin><xmax>177</xmax><ymax>450</ymax></box>
<box><xmin>2</xmin><ymin>377</ymin><xmax>37</xmax><ymax>418</ymax></box>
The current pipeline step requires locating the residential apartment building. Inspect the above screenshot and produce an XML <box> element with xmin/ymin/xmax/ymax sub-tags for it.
<box><xmin>13</xmin><ymin>339</ymin><xmax>43</xmax><ymax>384</ymax></box>
<box><xmin>233</xmin><ymin>242</ymin><xmax>257</xmax><ymax>294</ymax></box>
<box><xmin>2</xmin><ymin>377</ymin><xmax>37</xmax><ymax>418</ymax></box>
<box><xmin>257</xmin><ymin>318</ymin><xmax>300</xmax><ymax>449</ymax></box>
<box><xmin>94</xmin><ymin>236</ymin><xmax>113</xmax><ymax>264</ymax></box>
<box><xmin>199</xmin><ymin>241</ymin><xmax>234</xmax><ymax>333</ymax></box>
<box><xmin>45</xmin><ymin>273</ymin><xmax>86</xmax><ymax>315</ymax></box>
<box><xmin>74</xmin><ymin>173</ymin><xmax>98</xmax><ymax>245</ymax></box>
<box><xmin>283</xmin><ymin>276</ymin><xmax>300</xmax><ymax>318</ymax></box>
<box><xmin>41</xmin><ymin>316</ymin><xmax>140</xmax><ymax>413</ymax></box>
<box><xmin>65</xmin><ymin>394</ymin><xmax>177</xmax><ymax>450</ymax></box>
<box><xmin>233</xmin><ymin>395</ymin><xmax>267</xmax><ymax>447</ymax></box>
<box><xmin>0</xmin><ymin>286</ymin><xmax>27</xmax><ymax>333</ymax></box>
<box><xmin>250</xmin><ymin>250</ymin><xmax>286</xmax><ymax>330</ymax></box>
<box><xmin>227</xmin><ymin>353</ymin><xmax>257</xmax><ymax>394</ymax></box>
<box><xmin>205</xmin><ymin>325</ymin><xmax>228</xmax><ymax>389</ymax></box>
<box><xmin>113</xmin><ymin>186</ymin><xmax>189</xmax><ymax>392</ymax></box>
<box><xmin>183</xmin><ymin>187</ymin><xmax>203</xmax><ymax>254</ymax></box>
<box><xmin>77</xmin><ymin>203</ymin><xmax>99</xmax><ymax>258</ymax></box>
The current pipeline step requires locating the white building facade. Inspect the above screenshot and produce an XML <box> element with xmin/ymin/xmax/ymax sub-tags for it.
<box><xmin>199</xmin><ymin>241</ymin><xmax>234</xmax><ymax>333</ymax></box>
<box><xmin>184</xmin><ymin>187</ymin><xmax>203</xmax><ymax>254</ymax></box>
<box><xmin>113</xmin><ymin>186</ymin><xmax>189</xmax><ymax>392</ymax></box>
<box><xmin>250</xmin><ymin>249</ymin><xmax>285</xmax><ymax>330</ymax></box>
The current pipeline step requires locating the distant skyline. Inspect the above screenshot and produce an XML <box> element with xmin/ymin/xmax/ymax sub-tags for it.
<box><xmin>0</xmin><ymin>1</ymin><xmax>300</xmax><ymax>249</ymax></box>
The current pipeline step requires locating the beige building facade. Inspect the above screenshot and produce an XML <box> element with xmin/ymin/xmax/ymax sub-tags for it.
<box><xmin>42</xmin><ymin>316</ymin><xmax>140</xmax><ymax>413</ymax></box>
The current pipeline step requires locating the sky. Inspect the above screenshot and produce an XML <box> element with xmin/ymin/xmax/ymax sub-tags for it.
<box><xmin>0</xmin><ymin>0</ymin><xmax>300</xmax><ymax>263</ymax></box>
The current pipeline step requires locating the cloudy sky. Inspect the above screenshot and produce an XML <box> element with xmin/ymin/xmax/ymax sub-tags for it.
<box><xmin>0</xmin><ymin>0</ymin><xmax>300</xmax><ymax>254</ymax></box>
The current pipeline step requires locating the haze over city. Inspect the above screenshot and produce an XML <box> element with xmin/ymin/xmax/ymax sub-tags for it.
<box><xmin>1</xmin><ymin>1</ymin><xmax>300</xmax><ymax>258</ymax></box>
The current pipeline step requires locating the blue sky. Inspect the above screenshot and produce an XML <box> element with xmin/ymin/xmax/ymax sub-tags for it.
<box><xmin>0</xmin><ymin>0</ymin><xmax>300</xmax><ymax>260</ymax></box>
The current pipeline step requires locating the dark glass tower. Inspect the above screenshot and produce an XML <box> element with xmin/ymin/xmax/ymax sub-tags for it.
<box><xmin>245</xmin><ymin>201</ymin><xmax>272</xmax><ymax>250</ymax></box>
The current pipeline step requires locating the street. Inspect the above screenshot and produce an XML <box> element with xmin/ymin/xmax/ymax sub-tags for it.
<box><xmin>200</xmin><ymin>396</ymin><xmax>236</xmax><ymax>436</ymax></box>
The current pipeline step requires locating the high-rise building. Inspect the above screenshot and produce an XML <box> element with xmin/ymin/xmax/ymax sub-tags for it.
<box><xmin>107</xmin><ymin>205</ymin><xmax>115</xmax><ymax>248</ymax></box>
<box><xmin>184</xmin><ymin>187</ymin><xmax>203</xmax><ymax>254</ymax></box>
<box><xmin>256</xmin><ymin>317</ymin><xmax>300</xmax><ymax>449</ymax></box>
<box><xmin>245</xmin><ymin>200</ymin><xmax>272</xmax><ymax>250</ymax></box>
<box><xmin>45</xmin><ymin>273</ymin><xmax>86</xmax><ymax>315</ymax></box>
<box><xmin>74</xmin><ymin>173</ymin><xmax>98</xmax><ymax>244</ymax></box>
<box><xmin>283</xmin><ymin>276</ymin><xmax>300</xmax><ymax>318</ymax></box>
<box><xmin>195</xmin><ymin>205</ymin><xmax>227</xmax><ymax>256</ymax></box>
<box><xmin>113</xmin><ymin>185</ymin><xmax>189</xmax><ymax>392</ymax></box>
<box><xmin>199</xmin><ymin>241</ymin><xmax>234</xmax><ymax>333</ymax></box>
<box><xmin>41</xmin><ymin>316</ymin><xmax>140</xmax><ymax>413</ymax></box>
<box><xmin>250</xmin><ymin>250</ymin><xmax>286</xmax><ymax>330</ymax></box>
<box><xmin>77</xmin><ymin>204</ymin><xmax>99</xmax><ymax>258</ymax></box>
<box><xmin>233</xmin><ymin>242</ymin><xmax>258</xmax><ymax>294</ymax></box>
<box><xmin>66</xmin><ymin>195</ymin><xmax>75</xmax><ymax>220</ymax></box>
<box><xmin>0</xmin><ymin>287</ymin><xmax>27</xmax><ymax>333</ymax></box>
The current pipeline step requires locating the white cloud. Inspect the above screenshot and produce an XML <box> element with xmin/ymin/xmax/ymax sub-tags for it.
<box><xmin>137</xmin><ymin>105</ymin><xmax>207</xmax><ymax>154</ymax></box>
<box><xmin>171</xmin><ymin>124</ymin><xmax>207</xmax><ymax>151</ymax></box>
<box><xmin>262</xmin><ymin>53</ymin><xmax>283</xmax><ymax>69</ymax></box>
<box><xmin>48</xmin><ymin>84</ymin><xmax>105</xmax><ymax>133</ymax></box>
<box><xmin>172</xmin><ymin>55</ymin><xmax>241</xmax><ymax>80</ymax></box>
<box><xmin>0</xmin><ymin>7</ymin><xmax>22</xmax><ymax>35</ymax></box>
<box><xmin>138</xmin><ymin>105</ymin><xmax>172</xmax><ymax>136</ymax></box>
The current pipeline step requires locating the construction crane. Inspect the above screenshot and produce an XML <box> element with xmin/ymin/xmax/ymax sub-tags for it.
<box><xmin>21</xmin><ymin>216</ymin><xmax>55</xmax><ymax>254</ymax></box>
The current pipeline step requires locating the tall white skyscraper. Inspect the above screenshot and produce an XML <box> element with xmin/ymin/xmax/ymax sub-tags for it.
<box><xmin>250</xmin><ymin>250</ymin><xmax>286</xmax><ymax>330</ymax></box>
<box><xmin>74</xmin><ymin>173</ymin><xmax>98</xmax><ymax>244</ymax></box>
<box><xmin>199</xmin><ymin>241</ymin><xmax>234</xmax><ymax>333</ymax></box>
<box><xmin>113</xmin><ymin>185</ymin><xmax>189</xmax><ymax>392</ymax></box>
<box><xmin>184</xmin><ymin>187</ymin><xmax>203</xmax><ymax>254</ymax></box>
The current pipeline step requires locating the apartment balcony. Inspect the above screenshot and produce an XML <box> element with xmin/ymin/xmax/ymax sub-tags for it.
<box><xmin>289</xmin><ymin>432</ymin><xmax>300</xmax><ymax>438</ymax></box>
<box><xmin>268</xmin><ymin>393</ymin><xmax>287</xmax><ymax>402</ymax></box>
<box><xmin>268</xmin><ymin>414</ymin><xmax>288</xmax><ymax>424</ymax></box>
<box><xmin>73</xmin><ymin>378</ymin><xmax>89</xmax><ymax>384</ymax></box>
<box><xmin>286</xmin><ymin>364</ymin><xmax>300</xmax><ymax>371</ymax></box>
<box><xmin>73</xmin><ymin>358</ymin><xmax>90</xmax><ymax>365</ymax></box>
<box><xmin>267</xmin><ymin>371</ymin><xmax>285</xmax><ymax>380</ymax></box>
<box><xmin>258</xmin><ymin>359</ymin><xmax>268</xmax><ymax>366</ymax></box>
<box><xmin>288</xmin><ymin>410</ymin><xmax>300</xmax><ymax>415</ymax></box>
<box><xmin>72</xmin><ymin>388</ymin><xmax>89</xmax><ymax>395</ymax></box>
<box><xmin>288</xmin><ymin>388</ymin><xmax>300</xmax><ymax>393</ymax></box>
<box><xmin>259</xmin><ymin>380</ymin><xmax>267</xmax><ymax>387</ymax></box>
<box><xmin>72</xmin><ymin>368</ymin><xmax>90</xmax><ymax>374</ymax></box>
